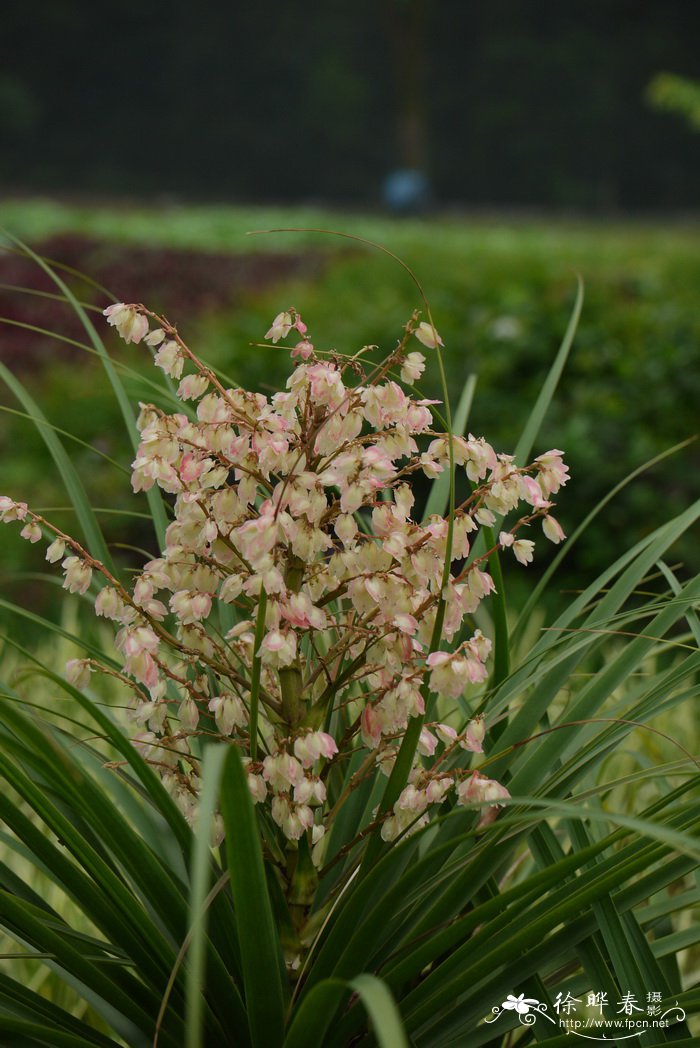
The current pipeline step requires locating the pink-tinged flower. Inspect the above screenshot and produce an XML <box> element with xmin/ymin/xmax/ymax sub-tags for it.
<box><xmin>498</xmin><ymin>530</ymin><xmax>514</xmax><ymax>548</ymax></box>
<box><xmin>281</xmin><ymin>592</ymin><xmax>327</xmax><ymax>630</ymax></box>
<box><xmin>258</xmin><ymin>629</ymin><xmax>297</xmax><ymax>667</ymax></box>
<box><xmin>467</xmin><ymin>568</ymin><xmax>496</xmax><ymax>599</ymax></box>
<box><xmin>397</xmin><ymin>784</ymin><xmax>429</xmax><ymax>814</ymax></box>
<box><xmin>265</xmin><ymin>311</ymin><xmax>294</xmax><ymax>343</ymax></box>
<box><xmin>512</xmin><ymin>539</ymin><xmax>535</xmax><ymax>566</ymax></box>
<box><xmin>293</xmin><ymin>776</ymin><xmax>327</xmax><ymax>806</ymax></box>
<box><xmin>427</xmin><ymin>644</ymin><xmax>488</xmax><ymax>698</ymax></box>
<box><xmin>462</xmin><ymin>716</ymin><xmax>486</xmax><ymax>753</ymax></box>
<box><xmin>361</xmin><ymin>704</ymin><xmax>383</xmax><ymax>749</ymax></box>
<box><xmin>208</xmin><ymin>693</ymin><xmax>246</xmax><ymax>735</ymax></box>
<box><xmin>394</xmin><ymin>613</ymin><xmax>418</xmax><ymax>635</ymax></box>
<box><xmin>247</xmin><ymin>773</ymin><xmax>267</xmax><ymax>804</ymax></box>
<box><xmin>154</xmin><ymin>340</ymin><xmax>184</xmax><ymax>379</ymax></box>
<box><xmin>61</xmin><ymin>556</ymin><xmax>92</xmax><ymax>594</ymax></box>
<box><xmin>418</xmin><ymin>727</ymin><xmax>438</xmax><ymax>756</ymax></box>
<box><xmin>542</xmin><ymin>515</ymin><xmax>566</xmax><ymax>544</ymax></box>
<box><xmin>133</xmin><ymin>577</ymin><xmax>154</xmax><ymax>606</ymax></box>
<box><xmin>179</xmin><ymin>452</ymin><xmax>206</xmax><ymax>485</ymax></box>
<box><xmin>291</xmin><ymin>339</ymin><xmax>314</xmax><ymax>360</ymax></box>
<box><xmin>103</xmin><ymin>303</ymin><xmax>149</xmax><ymax>344</ymax></box>
<box><xmin>457</xmin><ymin>771</ymin><xmax>510</xmax><ymax>827</ymax></box>
<box><xmin>263</xmin><ymin>751</ymin><xmax>305</xmax><ymax>792</ymax></box>
<box><xmin>334</xmin><ymin>514</ymin><xmax>356</xmax><ymax>547</ymax></box>
<box><xmin>178</xmin><ymin>697</ymin><xmax>200</xmax><ymax>733</ymax></box>
<box><xmin>425</xmin><ymin>777</ymin><xmax>453</xmax><ymax>804</ymax></box>
<box><xmin>520</xmin><ymin>474</ymin><xmax>549</xmax><ymax>508</ymax></box>
<box><xmin>271</xmin><ymin>795</ymin><xmax>314</xmax><ymax>840</ymax></box>
<box><xmin>177</xmin><ymin>374</ymin><xmax>209</xmax><ymax>401</ymax></box>
<box><xmin>95</xmin><ymin>586</ymin><xmax>125</xmax><ymax>620</ymax></box>
<box><xmin>414</xmin><ymin>321</ymin><xmax>444</xmax><ymax>349</ymax></box>
<box><xmin>535</xmin><ymin>449</ymin><xmax>570</xmax><ymax>496</ymax></box>
<box><xmin>116</xmin><ymin>625</ymin><xmax>160</xmax><ymax>658</ymax></box>
<box><xmin>294</xmin><ymin>731</ymin><xmax>338</xmax><ymax>767</ymax></box>
<box><xmin>65</xmin><ymin>658</ymin><xmax>92</xmax><ymax>689</ymax></box>
<box><xmin>219</xmin><ymin>575</ymin><xmax>243</xmax><ymax>603</ymax></box>
<box><xmin>170</xmin><ymin>590</ymin><xmax>212</xmax><ymax>624</ymax></box>
<box><xmin>305</xmin><ymin>362</ymin><xmax>345</xmax><ymax>409</ymax></box>
<box><xmin>20</xmin><ymin>521</ymin><xmax>42</xmax><ymax>543</ymax></box>
<box><xmin>124</xmin><ymin>649</ymin><xmax>159</xmax><ymax>691</ymax></box>
<box><xmin>435</xmin><ymin>723</ymin><xmax>458</xmax><ymax>745</ymax></box>
<box><xmin>235</xmin><ymin>502</ymin><xmax>279</xmax><ymax>563</ymax></box>
<box><xmin>0</xmin><ymin>497</ymin><xmax>28</xmax><ymax>522</ymax></box>
<box><xmin>400</xmin><ymin>351</ymin><xmax>426</xmax><ymax>384</ymax></box>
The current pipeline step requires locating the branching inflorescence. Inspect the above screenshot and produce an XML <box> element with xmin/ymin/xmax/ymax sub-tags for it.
<box><xmin>0</xmin><ymin>303</ymin><xmax>569</xmax><ymax>862</ymax></box>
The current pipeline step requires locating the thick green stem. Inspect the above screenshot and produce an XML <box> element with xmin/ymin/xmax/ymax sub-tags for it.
<box><xmin>280</xmin><ymin>555</ymin><xmax>306</xmax><ymax>728</ymax></box>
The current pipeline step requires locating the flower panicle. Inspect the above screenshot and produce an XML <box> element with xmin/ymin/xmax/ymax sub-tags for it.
<box><xmin>0</xmin><ymin>302</ymin><xmax>570</xmax><ymax>851</ymax></box>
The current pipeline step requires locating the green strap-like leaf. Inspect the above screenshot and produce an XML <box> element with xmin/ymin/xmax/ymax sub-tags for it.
<box><xmin>284</xmin><ymin>974</ymin><xmax>408</xmax><ymax>1048</ymax></box>
<box><xmin>513</xmin><ymin>274</ymin><xmax>583</xmax><ymax>467</ymax></box>
<box><xmin>220</xmin><ymin>746</ymin><xmax>287</xmax><ymax>1047</ymax></box>
<box><xmin>0</xmin><ymin>359</ymin><xmax>114</xmax><ymax>572</ymax></box>
<box><xmin>185</xmin><ymin>745</ymin><xmax>237</xmax><ymax>1048</ymax></box>
<box><xmin>1</xmin><ymin>231</ymin><xmax>169</xmax><ymax>548</ymax></box>
<box><xmin>0</xmin><ymin>972</ymin><xmax>121</xmax><ymax>1047</ymax></box>
<box><xmin>0</xmin><ymin>1017</ymin><xmax>121</xmax><ymax>1048</ymax></box>
<box><xmin>512</xmin><ymin>438</ymin><xmax>696</xmax><ymax>644</ymax></box>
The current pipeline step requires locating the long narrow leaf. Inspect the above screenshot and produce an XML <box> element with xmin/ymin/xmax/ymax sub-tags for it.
<box><xmin>0</xmin><ymin>359</ymin><xmax>113</xmax><ymax>571</ymax></box>
<box><xmin>185</xmin><ymin>745</ymin><xmax>228</xmax><ymax>1048</ymax></box>
<box><xmin>1</xmin><ymin>232</ymin><xmax>168</xmax><ymax>547</ymax></box>
<box><xmin>220</xmin><ymin>746</ymin><xmax>286</xmax><ymax>1047</ymax></box>
<box><xmin>513</xmin><ymin>274</ymin><xmax>583</xmax><ymax>466</ymax></box>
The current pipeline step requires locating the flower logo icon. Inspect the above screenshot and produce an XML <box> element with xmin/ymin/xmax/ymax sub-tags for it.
<box><xmin>502</xmin><ymin>994</ymin><xmax>540</xmax><ymax>1015</ymax></box>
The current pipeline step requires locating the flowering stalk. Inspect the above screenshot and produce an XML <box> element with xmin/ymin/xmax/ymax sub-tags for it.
<box><xmin>0</xmin><ymin>301</ymin><xmax>570</xmax><ymax>963</ymax></box>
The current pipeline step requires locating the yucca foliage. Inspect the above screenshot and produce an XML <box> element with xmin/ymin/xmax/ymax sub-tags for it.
<box><xmin>0</xmin><ymin>234</ymin><xmax>699</xmax><ymax>1048</ymax></box>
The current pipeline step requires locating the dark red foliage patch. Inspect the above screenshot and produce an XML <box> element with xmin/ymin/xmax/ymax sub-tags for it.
<box><xmin>0</xmin><ymin>235</ymin><xmax>323</xmax><ymax>370</ymax></box>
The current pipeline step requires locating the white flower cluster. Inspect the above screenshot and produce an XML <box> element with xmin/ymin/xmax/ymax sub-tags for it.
<box><xmin>1</xmin><ymin>303</ymin><xmax>570</xmax><ymax>853</ymax></box>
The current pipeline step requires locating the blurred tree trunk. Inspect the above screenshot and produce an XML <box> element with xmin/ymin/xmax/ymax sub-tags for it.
<box><xmin>383</xmin><ymin>0</ymin><xmax>431</xmax><ymax>170</ymax></box>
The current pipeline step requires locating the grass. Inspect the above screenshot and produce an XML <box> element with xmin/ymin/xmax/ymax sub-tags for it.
<box><xmin>2</xmin><ymin>195</ymin><xmax>700</xmax><ymax>257</ymax></box>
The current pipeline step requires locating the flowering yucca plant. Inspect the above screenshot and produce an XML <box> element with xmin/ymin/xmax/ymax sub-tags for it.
<box><xmin>0</xmin><ymin>237</ymin><xmax>699</xmax><ymax>1048</ymax></box>
<box><xmin>3</xmin><ymin>300</ymin><xmax>569</xmax><ymax>862</ymax></box>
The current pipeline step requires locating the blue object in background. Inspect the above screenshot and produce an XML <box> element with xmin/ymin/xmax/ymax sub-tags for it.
<box><xmin>382</xmin><ymin>169</ymin><xmax>432</xmax><ymax>214</ymax></box>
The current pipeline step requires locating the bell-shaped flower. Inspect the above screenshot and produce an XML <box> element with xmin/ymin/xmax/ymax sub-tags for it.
<box><xmin>294</xmin><ymin>731</ymin><xmax>338</xmax><ymax>767</ymax></box>
<box><xmin>542</xmin><ymin>515</ymin><xmax>566</xmax><ymax>544</ymax></box>
<box><xmin>208</xmin><ymin>693</ymin><xmax>246</xmax><ymax>735</ymax></box>
<box><xmin>462</xmin><ymin>716</ymin><xmax>486</xmax><ymax>753</ymax></box>
<box><xmin>61</xmin><ymin>556</ymin><xmax>92</xmax><ymax>594</ymax></box>
<box><xmin>414</xmin><ymin>321</ymin><xmax>443</xmax><ymax>349</ymax></box>
<box><xmin>20</xmin><ymin>521</ymin><xmax>42</xmax><ymax>543</ymax></box>
<box><xmin>103</xmin><ymin>303</ymin><xmax>149</xmax><ymax>344</ymax></box>
<box><xmin>265</xmin><ymin>311</ymin><xmax>293</xmax><ymax>343</ymax></box>
<box><xmin>263</xmin><ymin>751</ymin><xmax>305</xmax><ymax>792</ymax></box>
<box><xmin>65</xmin><ymin>658</ymin><xmax>92</xmax><ymax>689</ymax></box>
<box><xmin>400</xmin><ymin>351</ymin><xmax>426</xmax><ymax>384</ymax></box>
<box><xmin>513</xmin><ymin>539</ymin><xmax>535</xmax><ymax>565</ymax></box>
